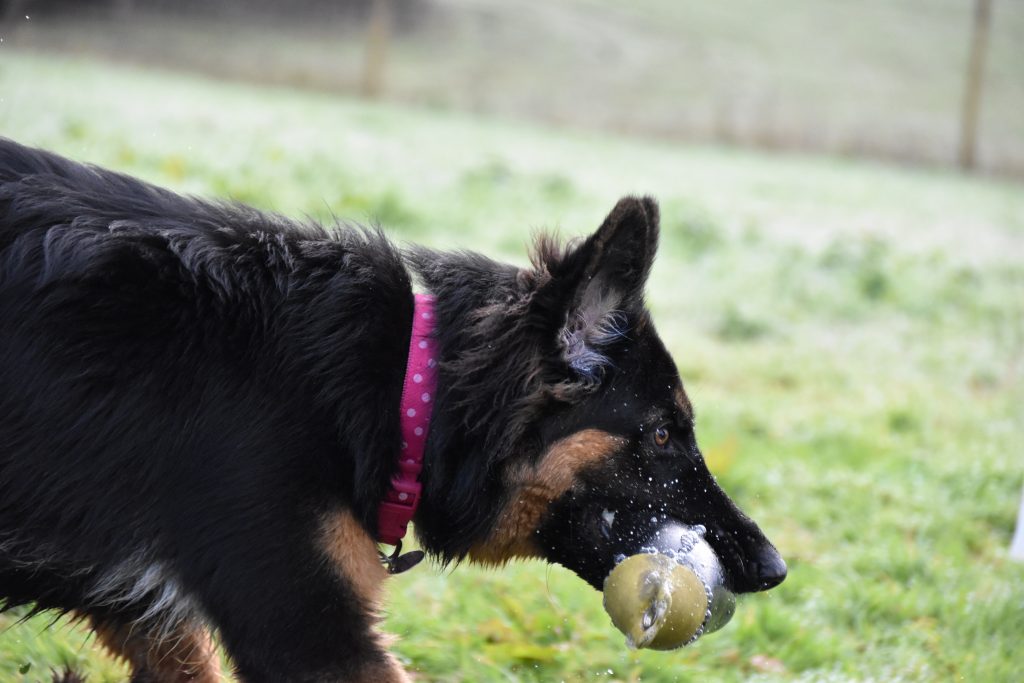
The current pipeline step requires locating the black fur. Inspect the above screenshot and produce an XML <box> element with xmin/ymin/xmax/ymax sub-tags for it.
<box><xmin>0</xmin><ymin>138</ymin><xmax>785</xmax><ymax>681</ymax></box>
<box><xmin>50</xmin><ymin>668</ymin><xmax>88</xmax><ymax>683</ymax></box>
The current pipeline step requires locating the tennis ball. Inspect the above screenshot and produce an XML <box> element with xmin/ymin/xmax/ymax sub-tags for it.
<box><xmin>603</xmin><ymin>553</ymin><xmax>709</xmax><ymax>650</ymax></box>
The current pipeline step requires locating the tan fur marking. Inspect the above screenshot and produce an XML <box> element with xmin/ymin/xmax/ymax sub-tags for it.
<box><xmin>470</xmin><ymin>429</ymin><xmax>624</xmax><ymax>565</ymax></box>
<box><xmin>320</xmin><ymin>511</ymin><xmax>413</xmax><ymax>681</ymax></box>
<box><xmin>353</xmin><ymin>652</ymin><xmax>414</xmax><ymax>683</ymax></box>
<box><xmin>92</xmin><ymin>619</ymin><xmax>222</xmax><ymax>683</ymax></box>
<box><xmin>320</xmin><ymin>509</ymin><xmax>389</xmax><ymax>606</ymax></box>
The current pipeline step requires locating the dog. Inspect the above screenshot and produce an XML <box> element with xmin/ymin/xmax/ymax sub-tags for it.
<box><xmin>0</xmin><ymin>138</ymin><xmax>785</xmax><ymax>682</ymax></box>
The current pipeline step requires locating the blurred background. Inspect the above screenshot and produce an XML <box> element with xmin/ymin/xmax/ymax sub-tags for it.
<box><xmin>2</xmin><ymin>0</ymin><xmax>1023</xmax><ymax>176</ymax></box>
<box><xmin>1</xmin><ymin>1</ymin><xmax>1022</xmax><ymax>682</ymax></box>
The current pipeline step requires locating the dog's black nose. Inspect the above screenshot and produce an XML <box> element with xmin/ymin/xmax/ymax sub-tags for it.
<box><xmin>753</xmin><ymin>548</ymin><xmax>787</xmax><ymax>590</ymax></box>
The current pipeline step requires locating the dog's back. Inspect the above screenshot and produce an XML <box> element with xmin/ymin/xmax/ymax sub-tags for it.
<box><xmin>0</xmin><ymin>138</ymin><xmax>416</xmax><ymax>680</ymax></box>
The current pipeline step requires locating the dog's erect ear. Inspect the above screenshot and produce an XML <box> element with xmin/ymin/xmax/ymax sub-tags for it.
<box><xmin>545</xmin><ymin>196</ymin><xmax>660</xmax><ymax>380</ymax></box>
<box><xmin>575</xmin><ymin>196</ymin><xmax>659</xmax><ymax>307</ymax></box>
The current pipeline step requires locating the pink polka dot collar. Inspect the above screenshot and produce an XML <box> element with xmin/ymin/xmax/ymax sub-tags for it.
<box><xmin>377</xmin><ymin>293</ymin><xmax>437</xmax><ymax>546</ymax></box>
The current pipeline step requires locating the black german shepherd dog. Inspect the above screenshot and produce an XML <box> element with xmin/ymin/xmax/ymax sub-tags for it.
<box><xmin>0</xmin><ymin>138</ymin><xmax>785</xmax><ymax>682</ymax></box>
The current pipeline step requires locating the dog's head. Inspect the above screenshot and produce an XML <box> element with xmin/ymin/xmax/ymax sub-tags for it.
<box><xmin>411</xmin><ymin>197</ymin><xmax>785</xmax><ymax>596</ymax></box>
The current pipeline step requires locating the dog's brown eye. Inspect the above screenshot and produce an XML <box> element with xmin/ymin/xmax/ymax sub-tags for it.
<box><xmin>654</xmin><ymin>426</ymin><xmax>670</xmax><ymax>448</ymax></box>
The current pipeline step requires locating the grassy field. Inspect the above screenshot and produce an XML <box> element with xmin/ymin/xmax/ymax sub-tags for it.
<box><xmin>1</xmin><ymin>52</ymin><xmax>1023</xmax><ymax>682</ymax></box>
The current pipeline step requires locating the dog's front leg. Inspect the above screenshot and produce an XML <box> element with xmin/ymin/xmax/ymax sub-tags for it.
<box><xmin>201</xmin><ymin>508</ymin><xmax>410</xmax><ymax>683</ymax></box>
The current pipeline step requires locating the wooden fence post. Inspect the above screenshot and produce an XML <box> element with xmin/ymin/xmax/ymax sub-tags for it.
<box><xmin>362</xmin><ymin>0</ymin><xmax>393</xmax><ymax>98</ymax></box>
<box><xmin>958</xmin><ymin>0</ymin><xmax>992</xmax><ymax>170</ymax></box>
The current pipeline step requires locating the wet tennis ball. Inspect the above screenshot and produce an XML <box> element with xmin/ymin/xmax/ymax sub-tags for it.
<box><xmin>603</xmin><ymin>553</ymin><xmax>709</xmax><ymax>650</ymax></box>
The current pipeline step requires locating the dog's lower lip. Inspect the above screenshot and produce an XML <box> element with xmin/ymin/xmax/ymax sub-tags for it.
<box><xmin>599</xmin><ymin>508</ymin><xmax>615</xmax><ymax>539</ymax></box>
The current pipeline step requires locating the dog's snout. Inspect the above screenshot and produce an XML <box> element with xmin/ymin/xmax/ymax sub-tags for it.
<box><xmin>753</xmin><ymin>548</ymin><xmax>787</xmax><ymax>591</ymax></box>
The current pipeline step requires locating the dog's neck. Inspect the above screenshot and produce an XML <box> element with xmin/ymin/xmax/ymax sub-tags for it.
<box><xmin>376</xmin><ymin>293</ymin><xmax>437</xmax><ymax>545</ymax></box>
<box><xmin>404</xmin><ymin>250</ymin><xmax>550</xmax><ymax>562</ymax></box>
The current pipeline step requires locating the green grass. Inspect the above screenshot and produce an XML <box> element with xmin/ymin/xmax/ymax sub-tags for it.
<box><xmin>1</xmin><ymin>53</ymin><xmax>1022</xmax><ymax>682</ymax></box>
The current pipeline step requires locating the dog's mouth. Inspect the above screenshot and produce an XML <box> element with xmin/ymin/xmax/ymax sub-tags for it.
<box><xmin>539</xmin><ymin>498</ymin><xmax>785</xmax><ymax>592</ymax></box>
<box><xmin>611</xmin><ymin>509</ymin><xmax>786</xmax><ymax>596</ymax></box>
